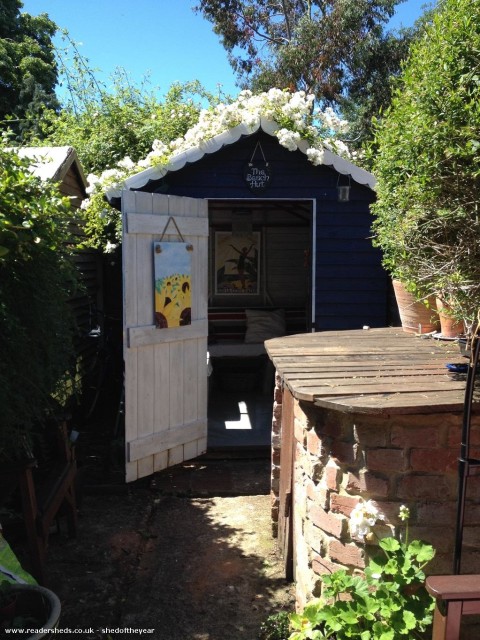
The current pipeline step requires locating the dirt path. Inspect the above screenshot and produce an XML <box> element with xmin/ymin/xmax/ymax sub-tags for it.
<box><xmin>45</xmin><ymin>460</ymin><xmax>295</xmax><ymax>640</ymax></box>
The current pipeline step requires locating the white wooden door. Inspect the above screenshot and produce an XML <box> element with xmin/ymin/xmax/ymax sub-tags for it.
<box><xmin>122</xmin><ymin>191</ymin><xmax>209</xmax><ymax>482</ymax></box>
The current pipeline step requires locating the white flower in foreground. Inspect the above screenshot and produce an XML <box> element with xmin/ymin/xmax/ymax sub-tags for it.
<box><xmin>350</xmin><ymin>500</ymin><xmax>384</xmax><ymax>541</ymax></box>
<box><xmin>118</xmin><ymin>156</ymin><xmax>135</xmax><ymax>170</ymax></box>
<box><xmin>306</xmin><ymin>147</ymin><xmax>325</xmax><ymax>166</ymax></box>
<box><xmin>277</xmin><ymin>128</ymin><xmax>301</xmax><ymax>152</ymax></box>
<box><xmin>399</xmin><ymin>504</ymin><xmax>410</xmax><ymax>521</ymax></box>
<box><xmin>82</xmin><ymin>89</ymin><xmax>355</xmax><ymax>244</ymax></box>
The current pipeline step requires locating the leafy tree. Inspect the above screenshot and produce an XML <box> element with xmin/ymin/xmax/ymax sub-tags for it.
<box><xmin>0</xmin><ymin>0</ymin><xmax>59</xmax><ymax>139</ymax></box>
<box><xmin>195</xmin><ymin>0</ymin><xmax>419</xmax><ymax>144</ymax></box>
<box><xmin>27</xmin><ymin>31</ymin><xmax>218</xmax><ymax>174</ymax></box>
<box><xmin>35</xmin><ymin>73</ymin><xmax>209</xmax><ymax>175</ymax></box>
<box><xmin>370</xmin><ymin>0</ymin><xmax>480</xmax><ymax>325</ymax></box>
<box><xmin>0</xmin><ymin>142</ymin><xmax>78</xmax><ymax>459</ymax></box>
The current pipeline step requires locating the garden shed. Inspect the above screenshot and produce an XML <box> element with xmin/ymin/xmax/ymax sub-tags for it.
<box><xmin>106</xmin><ymin>118</ymin><xmax>386</xmax><ymax>482</ymax></box>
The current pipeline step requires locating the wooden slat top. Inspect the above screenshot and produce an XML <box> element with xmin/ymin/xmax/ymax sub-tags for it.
<box><xmin>265</xmin><ymin>328</ymin><xmax>473</xmax><ymax>415</ymax></box>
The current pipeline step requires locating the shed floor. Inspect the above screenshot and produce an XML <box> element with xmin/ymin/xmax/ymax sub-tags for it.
<box><xmin>208</xmin><ymin>390</ymin><xmax>273</xmax><ymax>449</ymax></box>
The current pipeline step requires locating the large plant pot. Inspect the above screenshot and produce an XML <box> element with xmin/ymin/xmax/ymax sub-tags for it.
<box><xmin>436</xmin><ymin>298</ymin><xmax>465</xmax><ymax>338</ymax></box>
<box><xmin>1</xmin><ymin>584</ymin><xmax>61</xmax><ymax>639</ymax></box>
<box><xmin>392</xmin><ymin>280</ymin><xmax>439</xmax><ymax>334</ymax></box>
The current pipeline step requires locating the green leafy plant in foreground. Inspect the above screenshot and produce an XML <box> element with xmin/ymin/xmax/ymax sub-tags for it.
<box><xmin>289</xmin><ymin>505</ymin><xmax>435</xmax><ymax>640</ymax></box>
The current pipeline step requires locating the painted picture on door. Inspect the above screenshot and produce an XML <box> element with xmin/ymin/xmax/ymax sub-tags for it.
<box><xmin>214</xmin><ymin>232</ymin><xmax>260</xmax><ymax>295</ymax></box>
<box><xmin>154</xmin><ymin>241</ymin><xmax>192</xmax><ymax>328</ymax></box>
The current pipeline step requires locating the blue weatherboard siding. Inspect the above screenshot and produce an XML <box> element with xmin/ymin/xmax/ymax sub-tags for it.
<box><xmin>137</xmin><ymin>130</ymin><xmax>387</xmax><ymax>330</ymax></box>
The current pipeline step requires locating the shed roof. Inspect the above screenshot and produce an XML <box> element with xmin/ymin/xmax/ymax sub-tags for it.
<box><xmin>106</xmin><ymin>117</ymin><xmax>375</xmax><ymax>202</ymax></box>
<box><xmin>16</xmin><ymin>146</ymin><xmax>87</xmax><ymax>192</ymax></box>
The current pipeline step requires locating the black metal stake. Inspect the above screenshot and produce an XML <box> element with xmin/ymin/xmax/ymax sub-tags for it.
<box><xmin>453</xmin><ymin>328</ymin><xmax>480</xmax><ymax>574</ymax></box>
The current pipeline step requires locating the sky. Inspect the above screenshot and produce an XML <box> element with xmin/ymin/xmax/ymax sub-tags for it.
<box><xmin>21</xmin><ymin>0</ymin><xmax>432</xmax><ymax>102</ymax></box>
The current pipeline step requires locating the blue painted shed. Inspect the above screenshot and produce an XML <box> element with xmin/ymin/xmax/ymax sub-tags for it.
<box><xmin>110</xmin><ymin>120</ymin><xmax>385</xmax><ymax>333</ymax></box>
<box><xmin>106</xmin><ymin>118</ymin><xmax>390</xmax><ymax>472</ymax></box>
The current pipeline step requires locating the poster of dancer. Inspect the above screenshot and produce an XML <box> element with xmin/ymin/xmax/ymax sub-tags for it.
<box><xmin>214</xmin><ymin>231</ymin><xmax>260</xmax><ymax>295</ymax></box>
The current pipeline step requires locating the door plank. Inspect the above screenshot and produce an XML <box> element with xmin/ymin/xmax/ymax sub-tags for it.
<box><xmin>122</xmin><ymin>192</ymin><xmax>209</xmax><ymax>482</ymax></box>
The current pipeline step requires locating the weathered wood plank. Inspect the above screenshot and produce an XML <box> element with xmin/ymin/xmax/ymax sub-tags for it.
<box><xmin>123</xmin><ymin>193</ymin><xmax>209</xmax><ymax>482</ymax></box>
<box><xmin>283</xmin><ymin>368</ymin><xmax>455</xmax><ymax>380</ymax></box>
<box><xmin>128</xmin><ymin>419</ymin><xmax>207</xmax><ymax>461</ymax></box>
<box><xmin>126</xmin><ymin>213</ymin><xmax>209</xmax><ymax>236</ymax></box>
<box><xmin>128</xmin><ymin>319</ymin><xmax>208</xmax><ymax>348</ymax></box>
<box><xmin>266</xmin><ymin>328</ymin><xmax>469</xmax><ymax>414</ymax></box>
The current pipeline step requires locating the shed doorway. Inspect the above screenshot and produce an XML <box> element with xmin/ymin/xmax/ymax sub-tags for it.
<box><xmin>206</xmin><ymin>198</ymin><xmax>314</xmax><ymax>451</ymax></box>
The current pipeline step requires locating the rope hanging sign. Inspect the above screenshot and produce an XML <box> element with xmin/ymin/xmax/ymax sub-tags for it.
<box><xmin>244</xmin><ymin>141</ymin><xmax>271</xmax><ymax>193</ymax></box>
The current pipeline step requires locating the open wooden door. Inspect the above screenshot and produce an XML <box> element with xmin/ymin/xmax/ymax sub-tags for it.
<box><xmin>122</xmin><ymin>191</ymin><xmax>209</xmax><ymax>482</ymax></box>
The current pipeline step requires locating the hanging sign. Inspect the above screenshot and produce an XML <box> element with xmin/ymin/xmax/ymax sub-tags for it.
<box><xmin>244</xmin><ymin>141</ymin><xmax>271</xmax><ymax>193</ymax></box>
<box><xmin>154</xmin><ymin>241</ymin><xmax>193</xmax><ymax>328</ymax></box>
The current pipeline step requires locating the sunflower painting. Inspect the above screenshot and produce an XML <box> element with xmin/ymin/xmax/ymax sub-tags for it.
<box><xmin>154</xmin><ymin>242</ymin><xmax>192</xmax><ymax>328</ymax></box>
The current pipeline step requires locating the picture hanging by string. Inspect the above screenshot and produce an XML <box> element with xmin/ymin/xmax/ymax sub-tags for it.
<box><xmin>215</xmin><ymin>231</ymin><xmax>260</xmax><ymax>295</ymax></box>
<box><xmin>153</xmin><ymin>217</ymin><xmax>193</xmax><ymax>328</ymax></box>
<box><xmin>244</xmin><ymin>141</ymin><xmax>271</xmax><ymax>193</ymax></box>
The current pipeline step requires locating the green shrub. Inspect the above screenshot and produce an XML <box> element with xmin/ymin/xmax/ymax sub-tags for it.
<box><xmin>259</xmin><ymin>611</ymin><xmax>291</xmax><ymax>640</ymax></box>
<box><xmin>0</xmin><ymin>143</ymin><xmax>79</xmax><ymax>460</ymax></box>
<box><xmin>370</xmin><ymin>0</ymin><xmax>480</xmax><ymax>325</ymax></box>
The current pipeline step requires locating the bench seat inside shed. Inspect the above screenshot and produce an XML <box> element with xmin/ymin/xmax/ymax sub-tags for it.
<box><xmin>208</xmin><ymin>306</ymin><xmax>307</xmax><ymax>394</ymax></box>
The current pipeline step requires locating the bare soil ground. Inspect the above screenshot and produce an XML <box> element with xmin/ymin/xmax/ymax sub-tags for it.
<box><xmin>42</xmin><ymin>457</ymin><xmax>295</xmax><ymax>640</ymax></box>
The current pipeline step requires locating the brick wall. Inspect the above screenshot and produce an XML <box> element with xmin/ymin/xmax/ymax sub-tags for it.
<box><xmin>270</xmin><ymin>375</ymin><xmax>480</xmax><ymax>613</ymax></box>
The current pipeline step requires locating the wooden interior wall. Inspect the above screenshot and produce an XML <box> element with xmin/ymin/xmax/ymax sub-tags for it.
<box><xmin>208</xmin><ymin>202</ymin><xmax>311</xmax><ymax>309</ymax></box>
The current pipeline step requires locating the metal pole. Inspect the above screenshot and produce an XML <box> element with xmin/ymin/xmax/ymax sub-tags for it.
<box><xmin>453</xmin><ymin>328</ymin><xmax>480</xmax><ymax>574</ymax></box>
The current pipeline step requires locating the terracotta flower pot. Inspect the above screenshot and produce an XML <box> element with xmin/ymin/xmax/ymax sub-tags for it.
<box><xmin>436</xmin><ymin>298</ymin><xmax>465</xmax><ymax>338</ymax></box>
<box><xmin>392</xmin><ymin>280</ymin><xmax>439</xmax><ymax>334</ymax></box>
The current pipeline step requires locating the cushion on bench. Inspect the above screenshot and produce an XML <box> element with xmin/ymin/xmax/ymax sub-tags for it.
<box><xmin>208</xmin><ymin>307</ymin><xmax>307</xmax><ymax>358</ymax></box>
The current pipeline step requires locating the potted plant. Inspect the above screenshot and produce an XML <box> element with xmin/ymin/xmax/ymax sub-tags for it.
<box><xmin>0</xmin><ymin>582</ymin><xmax>61</xmax><ymax>639</ymax></box>
<box><xmin>369</xmin><ymin>0</ymin><xmax>480</xmax><ymax>335</ymax></box>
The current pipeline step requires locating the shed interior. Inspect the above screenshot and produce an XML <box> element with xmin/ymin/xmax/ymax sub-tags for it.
<box><xmin>206</xmin><ymin>199</ymin><xmax>313</xmax><ymax>449</ymax></box>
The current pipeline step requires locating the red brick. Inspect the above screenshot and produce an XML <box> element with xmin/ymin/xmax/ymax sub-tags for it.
<box><xmin>312</xmin><ymin>553</ymin><xmax>344</xmax><ymax>578</ymax></box>
<box><xmin>391</xmin><ymin>425</ymin><xmax>440</xmax><ymax>448</ymax></box>
<box><xmin>331</xmin><ymin>440</ymin><xmax>358</xmax><ymax>465</ymax></box>
<box><xmin>328</xmin><ymin>540</ymin><xmax>365</xmax><ymax>569</ymax></box>
<box><xmin>315</xmin><ymin>415</ymin><xmax>345</xmax><ymax>439</ymax></box>
<box><xmin>416</xmin><ymin>502</ymin><xmax>456</xmax><ymax>526</ymax></box>
<box><xmin>306</xmin><ymin>482</ymin><xmax>329</xmax><ymax>509</ymax></box>
<box><xmin>307</xmin><ymin>430</ymin><xmax>322</xmax><ymax>456</ymax></box>
<box><xmin>354</xmin><ymin>421</ymin><xmax>389</xmax><ymax>447</ymax></box>
<box><xmin>410</xmin><ymin>448</ymin><xmax>458</xmax><ymax>473</ymax></box>
<box><xmin>346</xmin><ymin>471</ymin><xmax>389</xmax><ymax>497</ymax></box>
<box><xmin>448</xmin><ymin>422</ymin><xmax>480</xmax><ymax>447</ymax></box>
<box><xmin>463</xmin><ymin>504</ymin><xmax>480</xmax><ymax>526</ymax></box>
<box><xmin>397</xmin><ymin>474</ymin><xmax>452</xmax><ymax>500</ymax></box>
<box><xmin>330</xmin><ymin>494</ymin><xmax>359</xmax><ymax>517</ymax></box>
<box><xmin>366</xmin><ymin>448</ymin><xmax>406</xmax><ymax>472</ymax></box>
<box><xmin>325</xmin><ymin>462</ymin><xmax>342</xmax><ymax>491</ymax></box>
<box><xmin>408</xmin><ymin>526</ymin><xmax>453</xmax><ymax>553</ymax></box>
<box><xmin>294</xmin><ymin>418</ymin><xmax>306</xmax><ymax>445</ymax></box>
<box><xmin>309</xmin><ymin>504</ymin><xmax>345</xmax><ymax>538</ymax></box>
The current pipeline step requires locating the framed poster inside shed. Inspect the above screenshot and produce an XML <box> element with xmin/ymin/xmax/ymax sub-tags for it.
<box><xmin>214</xmin><ymin>231</ymin><xmax>260</xmax><ymax>295</ymax></box>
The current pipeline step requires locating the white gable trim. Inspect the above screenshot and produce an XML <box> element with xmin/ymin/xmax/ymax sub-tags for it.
<box><xmin>106</xmin><ymin>118</ymin><xmax>375</xmax><ymax>200</ymax></box>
